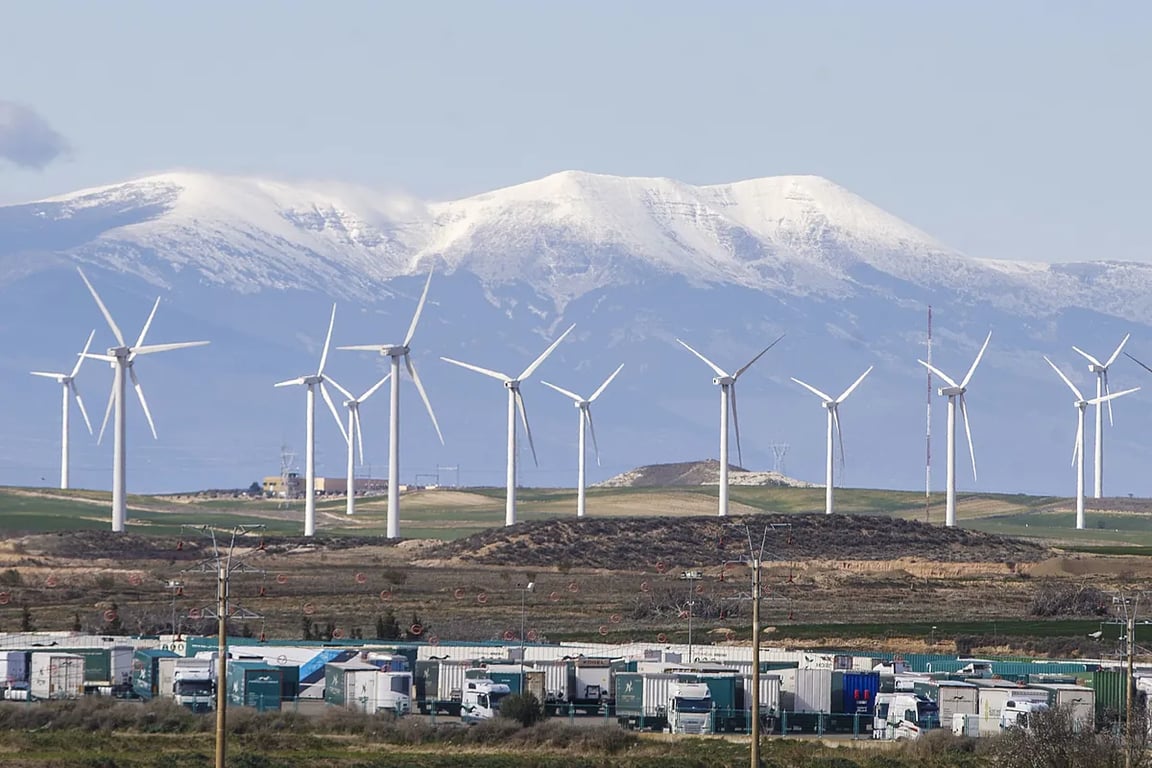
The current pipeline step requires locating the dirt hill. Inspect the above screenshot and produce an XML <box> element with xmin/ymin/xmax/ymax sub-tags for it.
<box><xmin>596</xmin><ymin>459</ymin><xmax>815</xmax><ymax>488</ymax></box>
<box><xmin>430</xmin><ymin>513</ymin><xmax>1052</xmax><ymax>569</ymax></box>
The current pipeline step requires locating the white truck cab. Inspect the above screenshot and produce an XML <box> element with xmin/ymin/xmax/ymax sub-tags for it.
<box><xmin>461</xmin><ymin>678</ymin><xmax>512</xmax><ymax>724</ymax></box>
<box><xmin>1000</xmin><ymin>698</ymin><xmax>1049</xmax><ymax>731</ymax></box>
<box><xmin>666</xmin><ymin>682</ymin><xmax>712</xmax><ymax>734</ymax></box>
<box><xmin>172</xmin><ymin>657</ymin><xmax>215</xmax><ymax>712</ymax></box>
<box><xmin>873</xmin><ymin>692</ymin><xmax>940</xmax><ymax>740</ymax></box>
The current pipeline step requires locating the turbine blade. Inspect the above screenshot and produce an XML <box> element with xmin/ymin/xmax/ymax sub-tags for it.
<box><xmin>1073</xmin><ymin>409</ymin><xmax>1083</xmax><ymax>467</ymax></box>
<box><xmin>71</xmin><ymin>330</ymin><xmax>96</xmax><ymax>379</ymax></box>
<box><xmin>320</xmin><ymin>383</ymin><xmax>348</xmax><ymax>444</ymax></box>
<box><xmin>403</xmin><ymin>269</ymin><xmax>434</xmax><ymax>347</ymax></box>
<box><xmin>918</xmin><ymin>360</ymin><xmax>958</xmax><ymax>389</ymax></box>
<box><xmin>274</xmin><ymin>377</ymin><xmax>307</xmax><ymax>388</ymax></box>
<box><xmin>836</xmin><ymin>366</ymin><xmax>873</xmax><ymax>403</ymax></box>
<box><xmin>134</xmin><ymin>297</ymin><xmax>160</xmax><ymax>349</ymax></box>
<box><xmin>1090</xmin><ymin>386</ymin><xmax>1140</xmax><ymax>405</ymax></box>
<box><xmin>676</xmin><ymin>338</ymin><xmax>728</xmax><ymax>378</ymax></box>
<box><xmin>516</xmin><ymin>390</ymin><xmax>538</xmax><ymax>467</ymax></box>
<box><xmin>541</xmin><ymin>380</ymin><xmax>583</xmax><ymax>402</ymax></box>
<box><xmin>1072</xmin><ymin>345</ymin><xmax>1104</xmax><ymax>368</ymax></box>
<box><xmin>1104</xmin><ymin>371</ymin><xmax>1115</xmax><ymax>427</ymax></box>
<box><xmin>960</xmin><ymin>331</ymin><xmax>992</xmax><ymax>389</ymax></box>
<box><xmin>834</xmin><ymin>407</ymin><xmax>846</xmax><ymax>471</ymax></box>
<box><xmin>81</xmin><ymin>353</ymin><xmax>117</xmax><ymax>363</ymax></box>
<box><xmin>730</xmin><ymin>383</ymin><xmax>743</xmax><ymax>468</ymax></box>
<box><xmin>354</xmin><ymin>407</ymin><xmax>365</xmax><ymax>465</ymax></box>
<box><xmin>734</xmin><ymin>334</ymin><xmax>784</xmax><ymax>380</ymax></box>
<box><xmin>586</xmin><ymin>406</ymin><xmax>601</xmax><ymax>467</ymax></box>
<box><xmin>132</xmin><ymin>341</ymin><xmax>209</xmax><ymax>356</ymax></box>
<box><xmin>440</xmin><ymin>357</ymin><xmax>511</xmax><ymax>382</ymax></box>
<box><xmin>129</xmin><ymin>366</ymin><xmax>158</xmax><ymax>440</ymax></box>
<box><xmin>1044</xmin><ymin>356</ymin><xmax>1084</xmax><ymax>401</ymax></box>
<box><xmin>318</xmin><ymin>303</ymin><xmax>337</xmax><ymax>376</ymax></box>
<box><xmin>519</xmin><ymin>323</ymin><xmax>575</xmax><ymax>381</ymax></box>
<box><xmin>791</xmin><ymin>377</ymin><xmax>833</xmax><ymax>402</ymax></box>
<box><xmin>70</xmin><ymin>381</ymin><xmax>93</xmax><ymax>435</ymax></box>
<box><xmin>30</xmin><ymin>371</ymin><xmax>65</xmax><ymax>380</ymax></box>
<box><xmin>337</xmin><ymin>344</ymin><xmax>385</xmax><ymax>352</ymax></box>
<box><xmin>1125</xmin><ymin>351</ymin><xmax>1152</xmax><ymax>377</ymax></box>
<box><xmin>98</xmin><ymin>377</ymin><xmax>115</xmax><ymax>446</ymax></box>
<box><xmin>1105</xmin><ymin>333</ymin><xmax>1131</xmax><ymax>368</ymax></box>
<box><xmin>407</xmin><ymin>356</ymin><xmax>445</xmax><ymax>445</ymax></box>
<box><xmin>77</xmin><ymin>267</ymin><xmax>126</xmax><ymax>347</ymax></box>
<box><xmin>358</xmin><ymin>374</ymin><xmax>390</xmax><ymax>403</ymax></box>
<box><xmin>590</xmin><ymin>363</ymin><xmax>625</xmax><ymax>402</ymax></box>
<box><xmin>960</xmin><ymin>394</ymin><xmax>977</xmax><ymax>482</ymax></box>
<box><xmin>325</xmin><ymin>376</ymin><xmax>355</xmax><ymax>403</ymax></box>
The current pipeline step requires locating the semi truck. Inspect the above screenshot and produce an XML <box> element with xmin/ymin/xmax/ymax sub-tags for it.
<box><xmin>172</xmin><ymin>657</ymin><xmax>215</xmax><ymax>712</ymax></box>
<box><xmin>615</xmin><ymin>672</ymin><xmax>714</xmax><ymax>733</ymax></box>
<box><xmin>461</xmin><ymin>678</ymin><xmax>511</xmax><ymax>723</ymax></box>
<box><xmin>872</xmin><ymin>691</ymin><xmax>941</xmax><ymax>740</ymax></box>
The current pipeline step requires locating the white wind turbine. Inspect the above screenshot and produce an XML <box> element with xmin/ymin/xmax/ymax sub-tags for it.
<box><xmin>30</xmin><ymin>330</ymin><xmax>96</xmax><ymax>490</ymax></box>
<box><xmin>918</xmin><ymin>331</ymin><xmax>991</xmax><ymax>528</ymax></box>
<box><xmin>541</xmin><ymin>363</ymin><xmax>625</xmax><ymax>518</ymax></box>
<box><xmin>338</xmin><ymin>270</ymin><xmax>444</xmax><ymax>539</ymax></box>
<box><xmin>1071</xmin><ymin>334</ymin><xmax>1130</xmax><ymax>498</ymax></box>
<box><xmin>275</xmin><ymin>304</ymin><xmax>347</xmax><ymax>537</ymax></box>
<box><xmin>325</xmin><ymin>374</ymin><xmax>390</xmax><ymax>517</ymax></box>
<box><xmin>677</xmin><ymin>335</ymin><xmax>784</xmax><ymax>517</ymax></box>
<box><xmin>1044</xmin><ymin>356</ymin><xmax>1138</xmax><ymax>530</ymax></box>
<box><xmin>790</xmin><ymin>366</ymin><xmax>873</xmax><ymax>516</ymax></box>
<box><xmin>441</xmin><ymin>324</ymin><xmax>575</xmax><ymax>526</ymax></box>
<box><xmin>77</xmin><ymin>268</ymin><xmax>210</xmax><ymax>532</ymax></box>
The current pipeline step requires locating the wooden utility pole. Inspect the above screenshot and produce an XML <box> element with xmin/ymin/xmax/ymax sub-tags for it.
<box><xmin>751</xmin><ymin>556</ymin><xmax>761</xmax><ymax>768</ymax></box>
<box><xmin>1126</xmin><ymin>605</ymin><xmax>1135</xmax><ymax>768</ymax></box>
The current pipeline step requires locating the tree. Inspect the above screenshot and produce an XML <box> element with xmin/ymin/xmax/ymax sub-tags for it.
<box><xmin>992</xmin><ymin>703</ymin><xmax>1150</xmax><ymax>768</ymax></box>
<box><xmin>499</xmin><ymin>692</ymin><xmax>543</xmax><ymax>727</ymax></box>
<box><xmin>247</xmin><ymin>482</ymin><xmax>262</xmax><ymax>496</ymax></box>
<box><xmin>375</xmin><ymin>609</ymin><xmax>400</xmax><ymax>640</ymax></box>
<box><xmin>20</xmin><ymin>602</ymin><xmax>34</xmax><ymax>632</ymax></box>
<box><xmin>71</xmin><ymin>613</ymin><xmax>82</xmax><ymax>632</ymax></box>
<box><xmin>301</xmin><ymin>616</ymin><xmax>314</xmax><ymax>641</ymax></box>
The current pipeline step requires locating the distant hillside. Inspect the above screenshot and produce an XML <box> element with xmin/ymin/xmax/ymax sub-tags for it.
<box><xmin>430</xmin><ymin>513</ymin><xmax>1051</xmax><ymax>569</ymax></box>
<box><xmin>596</xmin><ymin>460</ymin><xmax>815</xmax><ymax>489</ymax></box>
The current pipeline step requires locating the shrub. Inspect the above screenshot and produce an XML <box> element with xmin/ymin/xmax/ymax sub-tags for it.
<box><xmin>499</xmin><ymin>692</ymin><xmax>543</xmax><ymax>727</ymax></box>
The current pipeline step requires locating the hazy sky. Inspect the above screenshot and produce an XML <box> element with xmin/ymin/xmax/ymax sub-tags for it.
<box><xmin>1</xmin><ymin>1</ymin><xmax>1148</xmax><ymax>264</ymax></box>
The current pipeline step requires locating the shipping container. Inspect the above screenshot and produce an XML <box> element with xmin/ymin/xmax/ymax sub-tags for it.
<box><xmin>29</xmin><ymin>653</ymin><xmax>85</xmax><ymax>700</ymax></box>
<box><xmin>832</xmin><ymin>671</ymin><xmax>880</xmax><ymax>715</ymax></box>
<box><xmin>227</xmin><ymin>661</ymin><xmax>282</xmax><ymax>711</ymax></box>
<box><xmin>132</xmin><ymin>649</ymin><xmax>179</xmax><ymax>700</ymax></box>
<box><xmin>794</xmin><ymin>668</ymin><xmax>832</xmax><ymax>713</ymax></box>
<box><xmin>0</xmin><ymin>651</ymin><xmax>27</xmax><ymax>686</ymax></box>
<box><xmin>968</xmin><ymin>683</ymin><xmax>1048</xmax><ymax>735</ymax></box>
<box><xmin>1034</xmin><ymin>683</ymin><xmax>1095</xmax><ymax>731</ymax></box>
<box><xmin>1090</xmin><ymin>669</ymin><xmax>1133</xmax><ymax>727</ymax></box>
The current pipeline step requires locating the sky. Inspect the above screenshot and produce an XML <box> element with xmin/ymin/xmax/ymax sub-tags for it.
<box><xmin>1</xmin><ymin>1</ymin><xmax>1149</xmax><ymax>265</ymax></box>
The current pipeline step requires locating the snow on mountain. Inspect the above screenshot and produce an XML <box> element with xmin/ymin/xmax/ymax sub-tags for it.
<box><xmin>3</xmin><ymin>169</ymin><xmax>1152</xmax><ymax>501</ymax></box>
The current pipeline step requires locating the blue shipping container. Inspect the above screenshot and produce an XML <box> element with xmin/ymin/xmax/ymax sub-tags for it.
<box><xmin>840</xmin><ymin>672</ymin><xmax>879</xmax><ymax>715</ymax></box>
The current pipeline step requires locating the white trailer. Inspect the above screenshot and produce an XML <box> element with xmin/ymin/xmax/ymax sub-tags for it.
<box><xmin>30</xmin><ymin>653</ymin><xmax>85</xmax><ymax>700</ymax></box>
<box><xmin>795</xmin><ymin>668</ymin><xmax>832</xmax><ymax>713</ymax></box>
<box><xmin>971</xmin><ymin>684</ymin><xmax>1048</xmax><ymax>735</ymax></box>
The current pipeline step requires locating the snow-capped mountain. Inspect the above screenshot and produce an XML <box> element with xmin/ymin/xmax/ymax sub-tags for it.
<box><xmin>1</xmin><ymin>170</ymin><xmax>1151</xmax><ymax>502</ymax></box>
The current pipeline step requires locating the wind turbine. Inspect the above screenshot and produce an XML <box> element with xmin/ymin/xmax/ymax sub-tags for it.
<box><xmin>275</xmin><ymin>304</ymin><xmax>346</xmax><ymax>537</ymax></box>
<box><xmin>1071</xmin><ymin>334</ymin><xmax>1130</xmax><ymax>498</ymax></box>
<box><xmin>541</xmin><ymin>363</ymin><xmax>625</xmax><ymax>518</ymax></box>
<box><xmin>441</xmin><ymin>324</ymin><xmax>575</xmax><ymax>526</ymax></box>
<box><xmin>790</xmin><ymin>366</ymin><xmax>873</xmax><ymax>515</ymax></box>
<box><xmin>918</xmin><ymin>331</ymin><xmax>991</xmax><ymax>528</ymax></box>
<box><xmin>325</xmin><ymin>374</ymin><xmax>390</xmax><ymax>517</ymax></box>
<box><xmin>1044</xmin><ymin>357</ymin><xmax>1138</xmax><ymax>530</ymax></box>
<box><xmin>338</xmin><ymin>270</ymin><xmax>444</xmax><ymax>539</ymax></box>
<box><xmin>30</xmin><ymin>330</ymin><xmax>96</xmax><ymax>490</ymax></box>
<box><xmin>77</xmin><ymin>268</ymin><xmax>210</xmax><ymax>532</ymax></box>
<box><xmin>677</xmin><ymin>335</ymin><xmax>784</xmax><ymax>517</ymax></box>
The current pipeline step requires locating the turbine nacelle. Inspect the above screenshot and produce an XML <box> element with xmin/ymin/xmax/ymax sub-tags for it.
<box><xmin>939</xmin><ymin>385</ymin><xmax>966</xmax><ymax>397</ymax></box>
<box><xmin>503</xmin><ymin>379</ymin><xmax>521</xmax><ymax>390</ymax></box>
<box><xmin>712</xmin><ymin>375</ymin><xmax>734</xmax><ymax>387</ymax></box>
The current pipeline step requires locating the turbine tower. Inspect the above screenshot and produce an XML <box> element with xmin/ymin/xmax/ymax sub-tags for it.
<box><xmin>338</xmin><ymin>270</ymin><xmax>444</xmax><ymax>539</ymax></box>
<box><xmin>275</xmin><ymin>304</ymin><xmax>346</xmax><ymax>537</ymax></box>
<box><xmin>77</xmin><ymin>268</ymin><xmax>209</xmax><ymax>532</ymax></box>
<box><xmin>790</xmin><ymin>366</ymin><xmax>873</xmax><ymax>515</ymax></box>
<box><xmin>1071</xmin><ymin>334</ymin><xmax>1130</xmax><ymax>499</ymax></box>
<box><xmin>541</xmin><ymin>363</ymin><xmax>625</xmax><ymax>518</ymax></box>
<box><xmin>677</xmin><ymin>335</ymin><xmax>783</xmax><ymax>517</ymax></box>
<box><xmin>30</xmin><ymin>330</ymin><xmax>96</xmax><ymax>490</ymax></box>
<box><xmin>1044</xmin><ymin>357</ymin><xmax>1138</xmax><ymax>530</ymax></box>
<box><xmin>918</xmin><ymin>331</ymin><xmax>991</xmax><ymax>528</ymax></box>
<box><xmin>441</xmin><ymin>324</ymin><xmax>575</xmax><ymax>526</ymax></box>
<box><xmin>325</xmin><ymin>374</ymin><xmax>390</xmax><ymax>517</ymax></box>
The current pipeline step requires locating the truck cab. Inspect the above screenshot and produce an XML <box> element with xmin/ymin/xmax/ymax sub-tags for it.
<box><xmin>461</xmin><ymin>678</ymin><xmax>512</xmax><ymax>724</ymax></box>
<box><xmin>873</xmin><ymin>692</ymin><xmax>940</xmax><ymax>740</ymax></box>
<box><xmin>172</xmin><ymin>658</ymin><xmax>216</xmax><ymax>713</ymax></box>
<box><xmin>666</xmin><ymin>682</ymin><xmax>712</xmax><ymax>734</ymax></box>
<box><xmin>1000</xmin><ymin>699</ymin><xmax>1049</xmax><ymax>731</ymax></box>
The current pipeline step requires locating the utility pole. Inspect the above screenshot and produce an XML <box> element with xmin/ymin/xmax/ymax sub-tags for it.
<box><xmin>183</xmin><ymin>524</ymin><xmax>265</xmax><ymax>768</ymax></box>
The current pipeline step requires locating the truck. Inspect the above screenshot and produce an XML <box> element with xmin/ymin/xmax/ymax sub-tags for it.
<box><xmin>414</xmin><ymin>658</ymin><xmax>472</xmax><ymax>716</ymax></box>
<box><xmin>666</xmin><ymin>681</ymin><xmax>713</xmax><ymax>734</ymax></box>
<box><xmin>29</xmin><ymin>653</ymin><xmax>85</xmax><ymax>700</ymax></box>
<box><xmin>172</xmin><ymin>657</ymin><xmax>215</xmax><ymax>712</ymax></box>
<box><xmin>913</xmin><ymin>681</ymin><xmax>978</xmax><ymax>727</ymax></box>
<box><xmin>1000</xmin><ymin>698</ymin><xmax>1049</xmax><ymax>731</ymax></box>
<box><xmin>461</xmin><ymin>678</ymin><xmax>512</xmax><ymax>723</ymax></box>
<box><xmin>872</xmin><ymin>691</ymin><xmax>941</xmax><ymax>740</ymax></box>
<box><xmin>1032</xmin><ymin>683</ymin><xmax>1095</xmax><ymax>732</ymax></box>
